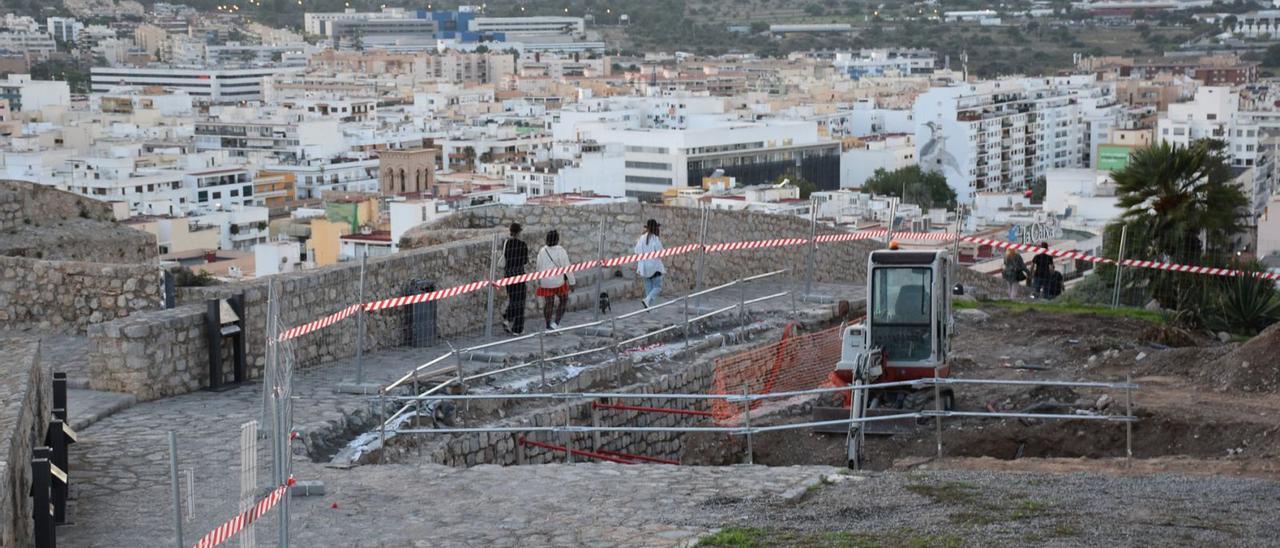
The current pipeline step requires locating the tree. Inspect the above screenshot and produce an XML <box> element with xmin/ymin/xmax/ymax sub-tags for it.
<box><xmin>1110</xmin><ymin>140</ymin><xmax>1248</xmax><ymax>307</ymax></box>
<box><xmin>749</xmin><ymin>21</ymin><xmax>769</xmax><ymax>34</ymax></box>
<box><xmin>863</xmin><ymin>166</ymin><xmax>957</xmax><ymax>210</ymax></box>
<box><xmin>474</xmin><ymin>44</ymin><xmax>490</xmax><ymax>53</ymax></box>
<box><xmin>1030</xmin><ymin>176</ymin><xmax>1046</xmax><ymax>203</ymax></box>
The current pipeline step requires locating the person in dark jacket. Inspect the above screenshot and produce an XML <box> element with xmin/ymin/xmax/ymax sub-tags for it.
<box><xmin>1047</xmin><ymin>264</ymin><xmax>1065</xmax><ymax>300</ymax></box>
<box><xmin>501</xmin><ymin>223</ymin><xmax>530</xmax><ymax>335</ymax></box>
<box><xmin>1030</xmin><ymin>242</ymin><xmax>1054</xmax><ymax>300</ymax></box>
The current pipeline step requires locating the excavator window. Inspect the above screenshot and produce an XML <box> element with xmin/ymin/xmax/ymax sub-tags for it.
<box><xmin>870</xmin><ymin>267</ymin><xmax>933</xmax><ymax>362</ymax></box>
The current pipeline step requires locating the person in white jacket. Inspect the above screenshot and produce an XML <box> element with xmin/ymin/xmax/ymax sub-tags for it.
<box><xmin>535</xmin><ymin>230</ymin><xmax>574</xmax><ymax>330</ymax></box>
<box><xmin>634</xmin><ymin>218</ymin><xmax>665</xmax><ymax>308</ymax></box>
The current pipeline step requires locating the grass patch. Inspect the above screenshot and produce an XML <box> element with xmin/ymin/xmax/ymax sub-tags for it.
<box><xmin>1011</xmin><ymin>499</ymin><xmax>1051</xmax><ymax>520</ymax></box>
<box><xmin>698</xmin><ymin>527</ymin><xmax>962</xmax><ymax>548</ymax></box>
<box><xmin>955</xmin><ymin>298</ymin><xmax>1164</xmax><ymax>323</ymax></box>
<box><xmin>904</xmin><ymin>481</ymin><xmax>980</xmax><ymax>505</ymax></box>
<box><xmin>949</xmin><ymin>510</ymin><xmax>997</xmax><ymax>526</ymax></box>
<box><xmin>1052</xmin><ymin>523</ymin><xmax>1082</xmax><ymax>537</ymax></box>
<box><xmin>698</xmin><ymin>527</ymin><xmax>764</xmax><ymax>547</ymax></box>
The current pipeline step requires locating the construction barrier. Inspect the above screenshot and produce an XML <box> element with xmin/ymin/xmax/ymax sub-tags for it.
<box><xmin>277</xmin><ymin>229</ymin><xmax>1280</xmax><ymax>343</ymax></box>
<box><xmin>192</xmin><ymin>477</ymin><xmax>295</xmax><ymax>548</ymax></box>
<box><xmin>709</xmin><ymin>323</ymin><xmax>846</xmax><ymax>423</ymax></box>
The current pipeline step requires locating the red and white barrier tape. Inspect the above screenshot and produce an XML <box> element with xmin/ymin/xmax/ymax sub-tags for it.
<box><xmin>275</xmin><ymin>229</ymin><xmax>1279</xmax><ymax>342</ymax></box>
<box><xmin>602</xmin><ymin>243</ymin><xmax>703</xmax><ymax>267</ymax></box>
<box><xmin>279</xmin><ymin>304</ymin><xmax>362</xmax><ymax>341</ymax></box>
<box><xmin>705</xmin><ymin>238</ymin><xmax>809</xmax><ymax>253</ymax></box>
<box><xmin>362</xmin><ymin>279</ymin><xmax>492</xmax><ymax>312</ymax></box>
<box><xmin>193</xmin><ymin>477</ymin><xmax>295</xmax><ymax>548</ymax></box>
<box><xmin>494</xmin><ymin>259</ymin><xmax>604</xmax><ymax>287</ymax></box>
<box><xmin>961</xmin><ymin>237</ymin><xmax>1109</xmax><ymax>263</ymax></box>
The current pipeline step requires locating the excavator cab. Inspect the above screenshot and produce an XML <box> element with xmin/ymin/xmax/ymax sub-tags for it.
<box><xmin>813</xmin><ymin>249</ymin><xmax>956</xmax><ymax>465</ymax></box>
<box><xmin>865</xmin><ymin>250</ymin><xmax>952</xmax><ymax>382</ymax></box>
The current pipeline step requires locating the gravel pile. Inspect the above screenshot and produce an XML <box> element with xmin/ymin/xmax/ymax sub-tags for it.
<box><xmin>676</xmin><ymin>468</ymin><xmax>1280</xmax><ymax>546</ymax></box>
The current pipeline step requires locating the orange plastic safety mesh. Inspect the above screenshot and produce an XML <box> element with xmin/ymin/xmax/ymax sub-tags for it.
<box><xmin>710</xmin><ymin>323</ymin><xmax>844</xmax><ymax>423</ymax></box>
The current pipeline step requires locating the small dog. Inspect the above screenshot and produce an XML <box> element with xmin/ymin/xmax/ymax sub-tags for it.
<box><xmin>598</xmin><ymin>292</ymin><xmax>611</xmax><ymax>315</ymax></box>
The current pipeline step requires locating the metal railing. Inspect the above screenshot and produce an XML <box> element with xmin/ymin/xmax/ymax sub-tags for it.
<box><xmin>374</xmin><ymin>268</ymin><xmax>795</xmax><ymax>447</ymax></box>
<box><xmin>375</xmin><ymin>376</ymin><xmax>1140</xmax><ymax>469</ymax></box>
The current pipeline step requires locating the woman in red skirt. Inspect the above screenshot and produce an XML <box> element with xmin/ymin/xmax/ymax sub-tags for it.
<box><xmin>535</xmin><ymin>230</ymin><xmax>574</xmax><ymax>330</ymax></box>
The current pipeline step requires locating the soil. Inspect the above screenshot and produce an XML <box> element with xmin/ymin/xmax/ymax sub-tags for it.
<box><xmin>682</xmin><ymin>304</ymin><xmax>1280</xmax><ymax>477</ymax></box>
<box><xmin>1207</xmin><ymin>321</ymin><xmax>1280</xmax><ymax>393</ymax></box>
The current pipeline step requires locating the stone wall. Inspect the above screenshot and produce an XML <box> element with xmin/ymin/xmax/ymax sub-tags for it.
<box><xmin>0</xmin><ymin>218</ymin><xmax>158</xmax><ymax>264</ymax></box>
<box><xmin>0</xmin><ymin>180</ymin><xmax>155</xmax><ymax>264</ymax></box>
<box><xmin>86</xmin><ymin>305</ymin><xmax>220</xmax><ymax>401</ymax></box>
<box><xmin>0</xmin><ymin>339</ymin><xmax>51</xmax><ymax>548</ymax></box>
<box><xmin>415</xmin><ymin>356</ymin><xmax>720</xmax><ymax>468</ymax></box>
<box><xmin>0</xmin><ymin>180</ymin><xmax>114</xmax><ymax>231</ymax></box>
<box><xmin>450</xmin><ymin>204</ymin><xmax>1003</xmax><ymax>298</ymax></box>
<box><xmin>85</xmin><ymin>203</ymin><xmax>1001</xmax><ymax>400</ymax></box>
<box><xmin>0</xmin><ymin>256</ymin><xmax>165</xmax><ymax>333</ymax></box>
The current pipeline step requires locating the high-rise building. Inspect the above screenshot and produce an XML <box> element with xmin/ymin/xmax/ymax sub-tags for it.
<box><xmin>913</xmin><ymin>78</ymin><xmax>1111</xmax><ymax>204</ymax></box>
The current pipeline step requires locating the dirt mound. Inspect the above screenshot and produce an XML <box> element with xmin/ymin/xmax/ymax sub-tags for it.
<box><xmin>1207</xmin><ymin>322</ymin><xmax>1280</xmax><ymax>393</ymax></box>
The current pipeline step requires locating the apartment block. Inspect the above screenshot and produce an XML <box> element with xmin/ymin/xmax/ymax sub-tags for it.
<box><xmin>913</xmin><ymin>78</ymin><xmax>1105</xmax><ymax>204</ymax></box>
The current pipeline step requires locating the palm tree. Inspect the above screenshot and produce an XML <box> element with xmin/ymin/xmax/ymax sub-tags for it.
<box><xmin>1110</xmin><ymin>139</ymin><xmax>1248</xmax><ymax>307</ymax></box>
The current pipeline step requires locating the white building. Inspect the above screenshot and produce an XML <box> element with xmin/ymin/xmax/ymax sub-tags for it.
<box><xmin>1044</xmin><ymin>168</ymin><xmax>1124</xmax><ymax>227</ymax></box>
<box><xmin>194</xmin><ymin>107</ymin><xmax>345</xmax><ymax>165</ymax></box>
<box><xmin>254</xmin><ymin>240</ymin><xmax>302</xmax><ymax>276</ymax></box>
<box><xmin>913</xmin><ymin>78</ymin><xmax>1103</xmax><ymax>204</ymax></box>
<box><xmin>840</xmin><ymin>134</ymin><xmax>916</xmax><ymax>189</ymax></box>
<box><xmin>185</xmin><ymin>167</ymin><xmax>258</xmax><ymax>213</ymax></box>
<box><xmin>0</xmin><ymin>16</ymin><xmax>55</xmax><ymax>57</ymax></box>
<box><xmin>192</xmin><ymin>206</ymin><xmax>270</xmax><ymax>251</ymax></box>
<box><xmin>507</xmin><ymin>141</ymin><xmax>626</xmax><ymax>198</ymax></box>
<box><xmin>263</xmin><ymin>156</ymin><xmax>380</xmax><ymax>199</ymax></box>
<box><xmin>204</xmin><ymin>43</ymin><xmax>316</xmax><ymax>68</ymax></box>
<box><xmin>90</xmin><ymin>67</ymin><xmax>302</xmax><ymax>103</ymax></box>
<box><xmin>0</xmin><ymin>74</ymin><xmax>70</xmax><ymax>113</ymax></box>
<box><xmin>1230</xmin><ymin>10</ymin><xmax>1280</xmax><ymax>38</ymax></box>
<box><xmin>1259</xmin><ymin>194</ymin><xmax>1280</xmax><ymax>259</ymax></box>
<box><xmin>832</xmin><ymin>49</ymin><xmax>935</xmax><ymax>80</ymax></box>
<box><xmin>554</xmin><ymin>96</ymin><xmax>840</xmax><ymax>200</ymax></box>
<box><xmin>1157</xmin><ymin>86</ymin><xmax>1275</xmax><ymax>220</ymax></box>
<box><xmin>943</xmin><ymin>10</ymin><xmax>998</xmax><ymax>21</ymax></box>
<box><xmin>389</xmin><ymin>198</ymin><xmax>446</xmax><ymax>246</ymax></box>
<box><xmin>46</xmin><ymin>17</ymin><xmax>84</xmax><ymax>42</ymax></box>
<box><xmin>471</xmin><ymin>16</ymin><xmax>585</xmax><ymax>36</ymax></box>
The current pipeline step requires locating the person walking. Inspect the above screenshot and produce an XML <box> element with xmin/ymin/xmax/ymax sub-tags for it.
<box><xmin>501</xmin><ymin>223</ymin><xmax>530</xmax><ymax>335</ymax></box>
<box><xmin>1030</xmin><ymin>242</ymin><xmax>1054</xmax><ymax>300</ymax></box>
<box><xmin>536</xmin><ymin>230</ymin><xmax>574</xmax><ymax>330</ymax></box>
<box><xmin>1001</xmin><ymin>248</ymin><xmax>1029</xmax><ymax>300</ymax></box>
<box><xmin>635</xmin><ymin>218</ymin><xmax>665</xmax><ymax>308</ymax></box>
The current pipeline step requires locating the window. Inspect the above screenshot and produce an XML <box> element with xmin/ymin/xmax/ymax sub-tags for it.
<box><xmin>625</xmin><ymin>175</ymin><xmax>673</xmax><ymax>185</ymax></box>
<box><xmin>625</xmin><ymin>161</ymin><xmax>671</xmax><ymax>171</ymax></box>
<box><xmin>870</xmin><ymin>266</ymin><xmax>934</xmax><ymax>362</ymax></box>
<box><xmin>625</xmin><ymin>145</ymin><xmax>670</xmax><ymax>154</ymax></box>
<box><xmin>198</xmin><ymin>191</ymin><xmax>208</xmax><ymax>202</ymax></box>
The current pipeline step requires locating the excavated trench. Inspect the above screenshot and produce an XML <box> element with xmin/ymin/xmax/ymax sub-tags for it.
<box><xmin>314</xmin><ymin>300</ymin><xmax>863</xmax><ymax>467</ymax></box>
